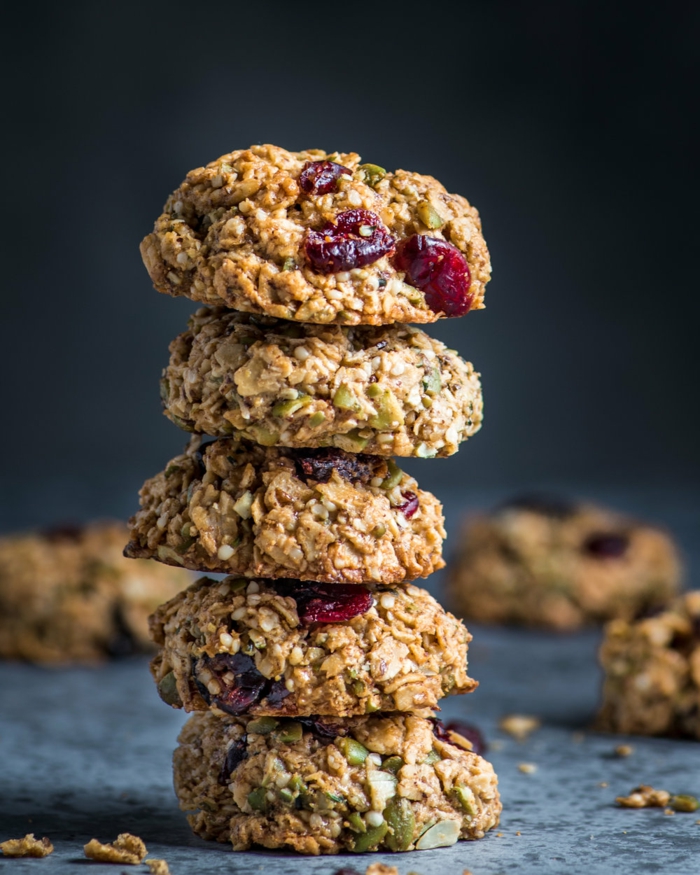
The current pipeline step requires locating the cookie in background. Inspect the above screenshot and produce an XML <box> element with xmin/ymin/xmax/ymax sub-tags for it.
<box><xmin>445</xmin><ymin>494</ymin><xmax>682</xmax><ymax>630</ymax></box>
<box><xmin>597</xmin><ymin>591</ymin><xmax>700</xmax><ymax>739</ymax></box>
<box><xmin>0</xmin><ymin>522</ymin><xmax>192</xmax><ymax>663</ymax></box>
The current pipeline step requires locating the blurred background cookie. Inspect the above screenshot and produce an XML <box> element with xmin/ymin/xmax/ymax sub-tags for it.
<box><xmin>0</xmin><ymin>522</ymin><xmax>191</xmax><ymax>663</ymax></box>
<box><xmin>597</xmin><ymin>591</ymin><xmax>700</xmax><ymax>738</ymax></box>
<box><xmin>445</xmin><ymin>494</ymin><xmax>682</xmax><ymax>630</ymax></box>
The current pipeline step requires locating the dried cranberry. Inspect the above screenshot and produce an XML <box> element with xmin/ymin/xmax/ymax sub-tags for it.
<box><xmin>264</xmin><ymin>679</ymin><xmax>292</xmax><ymax>709</ymax></box>
<box><xmin>218</xmin><ymin>738</ymin><xmax>248</xmax><ymax>785</ymax></box>
<box><xmin>396</xmin><ymin>491</ymin><xmax>419</xmax><ymax>519</ymax></box>
<box><xmin>500</xmin><ymin>493</ymin><xmax>577</xmax><ymax>519</ymax></box>
<box><xmin>273</xmin><ymin>580</ymin><xmax>373</xmax><ymax>625</ymax></box>
<box><xmin>430</xmin><ymin>717</ymin><xmax>487</xmax><ymax>755</ymax></box>
<box><xmin>298</xmin><ymin>718</ymin><xmax>346</xmax><ymax>741</ymax></box>
<box><xmin>292</xmin><ymin>447</ymin><xmax>386</xmax><ymax>486</ymax></box>
<box><xmin>299</xmin><ymin>160</ymin><xmax>351</xmax><ymax>195</ymax></box>
<box><xmin>43</xmin><ymin>523</ymin><xmax>84</xmax><ymax>542</ymax></box>
<box><xmin>195</xmin><ymin>653</ymin><xmax>267</xmax><ymax>716</ymax></box>
<box><xmin>304</xmin><ymin>210</ymin><xmax>395</xmax><ymax>274</ymax></box>
<box><xmin>393</xmin><ymin>234</ymin><xmax>472</xmax><ymax>316</ymax></box>
<box><xmin>583</xmin><ymin>532</ymin><xmax>629</xmax><ymax>558</ymax></box>
<box><xmin>192</xmin><ymin>437</ymin><xmax>221</xmax><ymax>478</ymax></box>
<box><xmin>445</xmin><ymin>721</ymin><xmax>487</xmax><ymax>756</ymax></box>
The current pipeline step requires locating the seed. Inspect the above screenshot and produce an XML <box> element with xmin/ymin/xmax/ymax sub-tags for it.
<box><xmin>217</xmin><ymin>544</ymin><xmax>235</xmax><ymax>561</ymax></box>
<box><xmin>294</xmin><ymin>346</ymin><xmax>310</xmax><ymax>361</ymax></box>
<box><xmin>219</xmin><ymin>632</ymin><xmax>234</xmax><ymax>649</ymax></box>
<box><xmin>380</xmin><ymin>593</ymin><xmax>396</xmax><ymax>610</ymax></box>
<box><xmin>288</xmin><ymin>646</ymin><xmax>304</xmax><ymax>665</ymax></box>
<box><xmin>366</xmin><ymin>811</ymin><xmax>384</xmax><ymax>828</ymax></box>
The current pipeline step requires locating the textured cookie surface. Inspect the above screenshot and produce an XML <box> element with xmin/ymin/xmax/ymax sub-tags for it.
<box><xmin>162</xmin><ymin>308</ymin><xmax>482</xmax><ymax>457</ymax></box>
<box><xmin>125</xmin><ymin>436</ymin><xmax>445</xmax><ymax>584</ymax></box>
<box><xmin>597</xmin><ymin>591</ymin><xmax>700</xmax><ymax>739</ymax></box>
<box><xmin>140</xmin><ymin>144</ymin><xmax>490</xmax><ymax>325</ymax></box>
<box><xmin>174</xmin><ymin>711</ymin><xmax>500</xmax><ymax>854</ymax></box>
<box><xmin>150</xmin><ymin>576</ymin><xmax>475</xmax><ymax>717</ymax></box>
<box><xmin>446</xmin><ymin>495</ymin><xmax>681</xmax><ymax>630</ymax></box>
<box><xmin>0</xmin><ymin>522</ymin><xmax>191</xmax><ymax>663</ymax></box>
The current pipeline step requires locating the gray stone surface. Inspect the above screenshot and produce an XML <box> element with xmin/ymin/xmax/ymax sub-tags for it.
<box><xmin>2</xmin><ymin>626</ymin><xmax>699</xmax><ymax>875</ymax></box>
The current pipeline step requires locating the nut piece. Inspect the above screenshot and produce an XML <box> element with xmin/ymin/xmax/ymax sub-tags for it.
<box><xmin>499</xmin><ymin>714</ymin><xmax>541</xmax><ymax>740</ymax></box>
<box><xmin>616</xmin><ymin>785</ymin><xmax>671</xmax><ymax>808</ymax></box>
<box><xmin>614</xmin><ymin>744</ymin><xmax>634</xmax><ymax>757</ymax></box>
<box><xmin>146</xmin><ymin>861</ymin><xmax>171</xmax><ymax>875</ymax></box>
<box><xmin>0</xmin><ymin>834</ymin><xmax>54</xmax><ymax>858</ymax></box>
<box><xmin>517</xmin><ymin>763</ymin><xmax>538</xmax><ymax>774</ymax></box>
<box><xmin>83</xmin><ymin>833</ymin><xmax>147</xmax><ymax>864</ymax></box>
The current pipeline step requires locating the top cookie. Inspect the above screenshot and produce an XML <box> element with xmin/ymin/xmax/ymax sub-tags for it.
<box><xmin>140</xmin><ymin>145</ymin><xmax>490</xmax><ymax>325</ymax></box>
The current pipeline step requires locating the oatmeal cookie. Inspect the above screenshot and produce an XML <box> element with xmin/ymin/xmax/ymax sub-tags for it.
<box><xmin>173</xmin><ymin>711</ymin><xmax>501</xmax><ymax>854</ymax></box>
<box><xmin>140</xmin><ymin>144</ymin><xmax>490</xmax><ymax>325</ymax></box>
<box><xmin>597</xmin><ymin>592</ymin><xmax>700</xmax><ymax>738</ymax></box>
<box><xmin>149</xmin><ymin>576</ymin><xmax>475</xmax><ymax>717</ymax></box>
<box><xmin>0</xmin><ymin>522</ymin><xmax>191</xmax><ymax>663</ymax></box>
<box><xmin>162</xmin><ymin>308</ymin><xmax>482</xmax><ymax>457</ymax></box>
<box><xmin>446</xmin><ymin>495</ymin><xmax>681</xmax><ymax>630</ymax></box>
<box><xmin>125</xmin><ymin>436</ymin><xmax>445</xmax><ymax>584</ymax></box>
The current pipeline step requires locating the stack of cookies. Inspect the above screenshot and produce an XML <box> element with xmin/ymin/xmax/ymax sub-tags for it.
<box><xmin>126</xmin><ymin>145</ymin><xmax>501</xmax><ymax>856</ymax></box>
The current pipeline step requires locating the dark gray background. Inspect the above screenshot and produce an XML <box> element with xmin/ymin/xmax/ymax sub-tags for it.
<box><xmin>2</xmin><ymin>0</ymin><xmax>698</xmax><ymax>533</ymax></box>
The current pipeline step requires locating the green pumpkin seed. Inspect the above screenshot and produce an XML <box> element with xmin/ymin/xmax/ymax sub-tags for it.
<box><xmin>671</xmin><ymin>794</ymin><xmax>700</xmax><ymax>812</ymax></box>
<box><xmin>453</xmin><ymin>784</ymin><xmax>477</xmax><ymax>815</ymax></box>
<box><xmin>308</xmin><ymin>412</ymin><xmax>326</xmax><ymax>428</ymax></box>
<box><xmin>351</xmin><ymin>821</ymin><xmax>388</xmax><ymax>852</ymax></box>
<box><xmin>381</xmin><ymin>756</ymin><xmax>403</xmax><ymax>775</ymax></box>
<box><xmin>416</xmin><ymin>200</ymin><xmax>445</xmax><ymax>229</ymax></box>
<box><xmin>276</xmin><ymin>721</ymin><xmax>303</xmax><ymax>744</ymax></box>
<box><xmin>337</xmin><ymin>737</ymin><xmax>369</xmax><ymax>766</ymax></box>
<box><xmin>347</xmin><ymin>811</ymin><xmax>366</xmax><ymax>834</ymax></box>
<box><xmin>247</xmin><ymin>787</ymin><xmax>268</xmax><ymax>812</ymax></box>
<box><xmin>358</xmin><ymin>163</ymin><xmax>386</xmax><ymax>188</ymax></box>
<box><xmin>333</xmin><ymin>384</ymin><xmax>362</xmax><ymax>411</ymax></box>
<box><xmin>247</xmin><ymin>716</ymin><xmax>279</xmax><ymax>735</ymax></box>
<box><xmin>422</xmin><ymin>366</ymin><xmax>442</xmax><ymax>396</ymax></box>
<box><xmin>157</xmin><ymin>672</ymin><xmax>181</xmax><ymax>707</ymax></box>
<box><xmin>382</xmin><ymin>459</ymin><xmax>404</xmax><ymax>490</ymax></box>
<box><xmin>415</xmin><ymin>819</ymin><xmax>460</xmax><ymax>850</ymax></box>
<box><xmin>384</xmin><ymin>797</ymin><xmax>415</xmax><ymax>851</ymax></box>
<box><xmin>272</xmin><ymin>394</ymin><xmax>312</xmax><ymax>418</ymax></box>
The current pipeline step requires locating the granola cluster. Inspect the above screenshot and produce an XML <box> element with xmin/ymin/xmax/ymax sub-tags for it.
<box><xmin>141</xmin><ymin>145</ymin><xmax>490</xmax><ymax>325</ymax></box>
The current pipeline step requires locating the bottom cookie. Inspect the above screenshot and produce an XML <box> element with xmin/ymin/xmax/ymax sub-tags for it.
<box><xmin>173</xmin><ymin>712</ymin><xmax>501</xmax><ymax>855</ymax></box>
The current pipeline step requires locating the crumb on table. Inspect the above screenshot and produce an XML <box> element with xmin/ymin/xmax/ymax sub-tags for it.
<box><xmin>0</xmin><ymin>834</ymin><xmax>54</xmax><ymax>858</ymax></box>
<box><xmin>499</xmin><ymin>714</ymin><xmax>541</xmax><ymax>740</ymax></box>
<box><xmin>83</xmin><ymin>833</ymin><xmax>147</xmax><ymax>864</ymax></box>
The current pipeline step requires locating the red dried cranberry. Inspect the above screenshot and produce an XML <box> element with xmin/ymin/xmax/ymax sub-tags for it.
<box><xmin>393</xmin><ymin>234</ymin><xmax>473</xmax><ymax>317</ymax></box>
<box><xmin>196</xmin><ymin>653</ymin><xmax>267</xmax><ymax>716</ymax></box>
<box><xmin>299</xmin><ymin>160</ymin><xmax>351</xmax><ymax>195</ymax></box>
<box><xmin>304</xmin><ymin>210</ymin><xmax>395</xmax><ymax>274</ymax></box>
<box><xmin>264</xmin><ymin>679</ymin><xmax>292</xmax><ymax>709</ymax></box>
<box><xmin>292</xmin><ymin>447</ymin><xmax>386</xmax><ymax>486</ymax></box>
<box><xmin>298</xmin><ymin>718</ymin><xmax>346</xmax><ymax>741</ymax></box>
<box><xmin>218</xmin><ymin>738</ymin><xmax>248</xmax><ymax>785</ymax></box>
<box><xmin>583</xmin><ymin>532</ymin><xmax>629</xmax><ymax>558</ymax></box>
<box><xmin>293</xmin><ymin>582</ymin><xmax>373</xmax><ymax>625</ymax></box>
<box><xmin>396</xmin><ymin>491</ymin><xmax>419</xmax><ymax>519</ymax></box>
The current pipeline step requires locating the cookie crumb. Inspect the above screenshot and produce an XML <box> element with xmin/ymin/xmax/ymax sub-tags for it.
<box><xmin>499</xmin><ymin>714</ymin><xmax>541</xmax><ymax>740</ymax></box>
<box><xmin>84</xmin><ymin>833</ymin><xmax>147</xmax><ymax>864</ymax></box>
<box><xmin>516</xmin><ymin>831</ymin><xmax>521</xmax><ymax>836</ymax></box>
<box><xmin>0</xmin><ymin>834</ymin><xmax>54</xmax><ymax>858</ymax></box>
<box><xmin>664</xmin><ymin>808</ymin><xmax>675</xmax><ymax>816</ymax></box>
<box><xmin>616</xmin><ymin>785</ymin><xmax>670</xmax><ymax>809</ymax></box>
<box><xmin>146</xmin><ymin>860</ymin><xmax>171</xmax><ymax>875</ymax></box>
<box><xmin>614</xmin><ymin>744</ymin><xmax>634</xmax><ymax>757</ymax></box>
<box><xmin>518</xmin><ymin>762</ymin><xmax>537</xmax><ymax>774</ymax></box>
<box><xmin>599</xmin><ymin>782</ymin><xmax>609</xmax><ymax>788</ymax></box>
<box><xmin>366</xmin><ymin>864</ymin><xmax>399</xmax><ymax>875</ymax></box>
<box><xmin>571</xmin><ymin>732</ymin><xmax>585</xmax><ymax>743</ymax></box>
